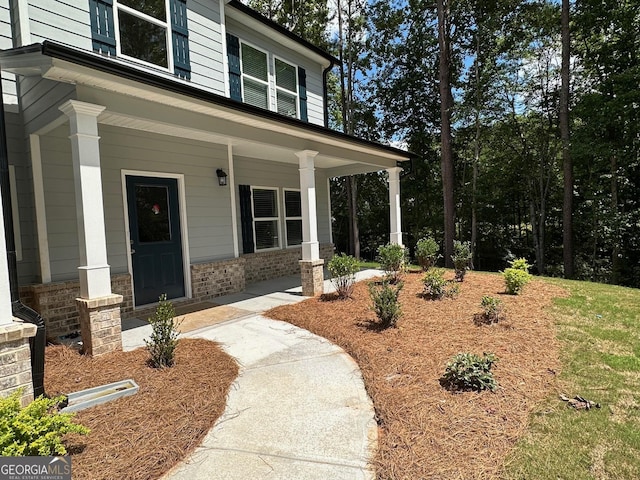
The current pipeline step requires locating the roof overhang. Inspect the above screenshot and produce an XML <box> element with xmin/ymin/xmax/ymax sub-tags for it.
<box><xmin>0</xmin><ymin>42</ymin><xmax>414</xmax><ymax>174</ymax></box>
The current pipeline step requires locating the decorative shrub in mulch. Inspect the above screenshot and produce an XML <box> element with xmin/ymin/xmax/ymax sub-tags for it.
<box><xmin>267</xmin><ymin>271</ymin><xmax>567</xmax><ymax>479</ymax></box>
<box><xmin>45</xmin><ymin>338</ymin><xmax>238</xmax><ymax>480</ymax></box>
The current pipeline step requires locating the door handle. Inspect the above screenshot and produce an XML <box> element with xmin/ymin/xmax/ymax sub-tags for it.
<box><xmin>131</xmin><ymin>249</ymin><xmax>136</xmax><ymax>254</ymax></box>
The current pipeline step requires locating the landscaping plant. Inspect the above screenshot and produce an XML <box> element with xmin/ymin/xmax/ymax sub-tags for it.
<box><xmin>452</xmin><ymin>240</ymin><xmax>472</xmax><ymax>281</ymax></box>
<box><xmin>0</xmin><ymin>390</ymin><xmax>89</xmax><ymax>456</ymax></box>
<box><xmin>327</xmin><ymin>253</ymin><xmax>360</xmax><ymax>298</ymax></box>
<box><xmin>368</xmin><ymin>281</ymin><xmax>403</xmax><ymax>328</ymax></box>
<box><xmin>441</xmin><ymin>352</ymin><xmax>498</xmax><ymax>392</ymax></box>
<box><xmin>146</xmin><ymin>294</ymin><xmax>181</xmax><ymax>368</ymax></box>
<box><xmin>480</xmin><ymin>295</ymin><xmax>503</xmax><ymax>323</ymax></box>
<box><xmin>422</xmin><ymin>268</ymin><xmax>458</xmax><ymax>299</ymax></box>
<box><xmin>415</xmin><ymin>236</ymin><xmax>440</xmax><ymax>271</ymax></box>
<box><xmin>503</xmin><ymin>257</ymin><xmax>532</xmax><ymax>294</ymax></box>
<box><xmin>376</xmin><ymin>243</ymin><xmax>408</xmax><ymax>283</ymax></box>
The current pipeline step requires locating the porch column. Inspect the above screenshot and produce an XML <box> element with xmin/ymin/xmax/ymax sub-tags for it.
<box><xmin>59</xmin><ymin>100</ymin><xmax>122</xmax><ymax>356</ymax></box>
<box><xmin>388</xmin><ymin>166</ymin><xmax>403</xmax><ymax>246</ymax></box>
<box><xmin>296</xmin><ymin>150</ymin><xmax>324</xmax><ymax>296</ymax></box>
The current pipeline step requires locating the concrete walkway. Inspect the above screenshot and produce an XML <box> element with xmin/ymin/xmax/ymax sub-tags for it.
<box><xmin>121</xmin><ymin>271</ymin><xmax>381</xmax><ymax>480</ymax></box>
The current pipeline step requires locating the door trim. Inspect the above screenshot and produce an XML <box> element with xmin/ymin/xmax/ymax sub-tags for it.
<box><xmin>121</xmin><ymin>169</ymin><xmax>192</xmax><ymax>308</ymax></box>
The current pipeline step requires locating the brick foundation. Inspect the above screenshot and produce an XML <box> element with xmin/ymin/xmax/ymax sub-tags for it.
<box><xmin>19</xmin><ymin>274</ymin><xmax>132</xmax><ymax>339</ymax></box>
<box><xmin>300</xmin><ymin>259</ymin><xmax>325</xmax><ymax>296</ymax></box>
<box><xmin>0</xmin><ymin>321</ymin><xmax>37</xmax><ymax>406</ymax></box>
<box><xmin>191</xmin><ymin>257</ymin><xmax>246</xmax><ymax>301</ymax></box>
<box><xmin>76</xmin><ymin>295</ymin><xmax>123</xmax><ymax>356</ymax></box>
<box><xmin>243</xmin><ymin>243</ymin><xmax>334</xmax><ymax>284</ymax></box>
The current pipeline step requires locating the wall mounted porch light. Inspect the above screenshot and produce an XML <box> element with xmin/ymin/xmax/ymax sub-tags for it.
<box><xmin>216</xmin><ymin>169</ymin><xmax>228</xmax><ymax>186</ymax></box>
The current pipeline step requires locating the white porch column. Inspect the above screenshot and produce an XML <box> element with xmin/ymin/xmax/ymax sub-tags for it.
<box><xmin>59</xmin><ymin>100</ymin><xmax>111</xmax><ymax>299</ymax></box>
<box><xmin>296</xmin><ymin>150</ymin><xmax>320</xmax><ymax>261</ymax></box>
<box><xmin>296</xmin><ymin>150</ymin><xmax>324</xmax><ymax>296</ymax></box>
<box><xmin>388</xmin><ymin>166</ymin><xmax>403</xmax><ymax>246</ymax></box>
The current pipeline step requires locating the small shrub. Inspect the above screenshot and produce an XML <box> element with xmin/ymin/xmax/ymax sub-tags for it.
<box><xmin>368</xmin><ymin>281</ymin><xmax>403</xmax><ymax>329</ymax></box>
<box><xmin>452</xmin><ymin>240</ymin><xmax>472</xmax><ymax>281</ymax></box>
<box><xmin>422</xmin><ymin>268</ymin><xmax>459</xmax><ymax>299</ymax></box>
<box><xmin>376</xmin><ymin>243</ymin><xmax>408</xmax><ymax>283</ymax></box>
<box><xmin>441</xmin><ymin>352</ymin><xmax>498</xmax><ymax>392</ymax></box>
<box><xmin>146</xmin><ymin>294</ymin><xmax>181</xmax><ymax>368</ymax></box>
<box><xmin>415</xmin><ymin>236</ymin><xmax>440</xmax><ymax>271</ymax></box>
<box><xmin>328</xmin><ymin>253</ymin><xmax>360</xmax><ymax>298</ymax></box>
<box><xmin>0</xmin><ymin>390</ymin><xmax>89</xmax><ymax>456</ymax></box>
<box><xmin>503</xmin><ymin>257</ymin><xmax>532</xmax><ymax>294</ymax></box>
<box><xmin>480</xmin><ymin>295</ymin><xmax>503</xmax><ymax>323</ymax></box>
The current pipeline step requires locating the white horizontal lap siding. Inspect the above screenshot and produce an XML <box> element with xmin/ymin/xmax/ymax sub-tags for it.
<box><xmin>19</xmin><ymin>76</ymin><xmax>77</xmax><ymax>135</ymax></box>
<box><xmin>27</xmin><ymin>1</ymin><xmax>92</xmax><ymax>50</ymax></box>
<box><xmin>98</xmin><ymin>125</ymin><xmax>236</xmax><ymax>271</ymax></box>
<box><xmin>233</xmin><ymin>156</ymin><xmax>331</xmax><ymax>246</ymax></box>
<box><xmin>39</xmin><ymin>126</ymin><xmax>80</xmax><ymax>282</ymax></box>
<box><xmin>0</xmin><ymin>1</ymin><xmax>17</xmax><ymax>106</ymax></box>
<box><xmin>188</xmin><ymin>0</ymin><xmax>226</xmax><ymax>95</ymax></box>
<box><xmin>226</xmin><ymin>18</ymin><xmax>326</xmax><ymax>126</ymax></box>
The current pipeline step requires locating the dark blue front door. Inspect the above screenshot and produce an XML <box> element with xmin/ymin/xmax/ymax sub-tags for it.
<box><xmin>126</xmin><ymin>176</ymin><xmax>185</xmax><ymax>306</ymax></box>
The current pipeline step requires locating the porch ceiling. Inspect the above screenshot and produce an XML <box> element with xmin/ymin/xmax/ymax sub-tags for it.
<box><xmin>0</xmin><ymin>42</ymin><xmax>412</xmax><ymax>176</ymax></box>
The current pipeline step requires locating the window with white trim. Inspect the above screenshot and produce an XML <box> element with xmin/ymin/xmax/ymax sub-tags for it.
<box><xmin>275</xmin><ymin>58</ymin><xmax>299</xmax><ymax>118</ymax></box>
<box><xmin>284</xmin><ymin>189</ymin><xmax>302</xmax><ymax>246</ymax></box>
<box><xmin>115</xmin><ymin>0</ymin><xmax>171</xmax><ymax>69</ymax></box>
<box><xmin>251</xmin><ymin>187</ymin><xmax>280</xmax><ymax>250</ymax></box>
<box><xmin>241</xmin><ymin>43</ymin><xmax>270</xmax><ymax>110</ymax></box>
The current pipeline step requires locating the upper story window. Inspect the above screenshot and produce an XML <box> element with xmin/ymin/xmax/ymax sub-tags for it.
<box><xmin>275</xmin><ymin>58</ymin><xmax>298</xmax><ymax>118</ymax></box>
<box><xmin>116</xmin><ymin>0</ymin><xmax>170</xmax><ymax>69</ymax></box>
<box><xmin>241</xmin><ymin>43</ymin><xmax>270</xmax><ymax>110</ymax></box>
<box><xmin>89</xmin><ymin>0</ymin><xmax>191</xmax><ymax>79</ymax></box>
<box><xmin>227</xmin><ymin>33</ymin><xmax>308</xmax><ymax>122</ymax></box>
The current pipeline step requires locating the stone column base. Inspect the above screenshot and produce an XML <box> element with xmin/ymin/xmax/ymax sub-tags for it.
<box><xmin>76</xmin><ymin>294</ymin><xmax>123</xmax><ymax>357</ymax></box>
<box><xmin>0</xmin><ymin>321</ymin><xmax>37</xmax><ymax>406</ymax></box>
<box><xmin>299</xmin><ymin>259</ymin><xmax>325</xmax><ymax>297</ymax></box>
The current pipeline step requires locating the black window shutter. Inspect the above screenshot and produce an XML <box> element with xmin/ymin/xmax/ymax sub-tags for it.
<box><xmin>239</xmin><ymin>185</ymin><xmax>255</xmax><ymax>254</ymax></box>
<box><xmin>89</xmin><ymin>0</ymin><xmax>116</xmax><ymax>56</ymax></box>
<box><xmin>298</xmin><ymin>67</ymin><xmax>308</xmax><ymax>122</ymax></box>
<box><xmin>171</xmin><ymin>0</ymin><xmax>191</xmax><ymax>79</ymax></box>
<box><xmin>227</xmin><ymin>33</ymin><xmax>242</xmax><ymax>102</ymax></box>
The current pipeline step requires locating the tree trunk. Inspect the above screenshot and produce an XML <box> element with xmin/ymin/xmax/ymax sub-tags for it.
<box><xmin>560</xmin><ymin>0</ymin><xmax>574</xmax><ymax>278</ymax></box>
<box><xmin>346</xmin><ymin>175</ymin><xmax>360</xmax><ymax>258</ymax></box>
<box><xmin>437</xmin><ymin>0</ymin><xmax>455</xmax><ymax>268</ymax></box>
<box><xmin>470</xmin><ymin>29</ymin><xmax>481</xmax><ymax>270</ymax></box>
<box><xmin>611</xmin><ymin>155</ymin><xmax>620</xmax><ymax>283</ymax></box>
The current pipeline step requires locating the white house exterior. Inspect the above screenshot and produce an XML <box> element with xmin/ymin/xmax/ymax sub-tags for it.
<box><xmin>0</xmin><ymin>0</ymin><xmax>410</xmax><ymax>382</ymax></box>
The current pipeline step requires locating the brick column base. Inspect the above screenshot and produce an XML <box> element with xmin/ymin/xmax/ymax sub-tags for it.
<box><xmin>0</xmin><ymin>322</ymin><xmax>37</xmax><ymax>406</ymax></box>
<box><xmin>299</xmin><ymin>259</ymin><xmax>325</xmax><ymax>297</ymax></box>
<box><xmin>76</xmin><ymin>294</ymin><xmax>123</xmax><ymax>356</ymax></box>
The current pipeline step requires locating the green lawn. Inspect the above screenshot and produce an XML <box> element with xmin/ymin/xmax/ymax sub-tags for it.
<box><xmin>504</xmin><ymin>278</ymin><xmax>640</xmax><ymax>479</ymax></box>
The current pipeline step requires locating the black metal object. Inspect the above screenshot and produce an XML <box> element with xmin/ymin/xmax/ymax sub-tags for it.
<box><xmin>0</xmin><ymin>78</ymin><xmax>46</xmax><ymax>398</ymax></box>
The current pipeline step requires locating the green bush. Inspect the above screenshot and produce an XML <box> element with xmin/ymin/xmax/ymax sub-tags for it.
<box><xmin>368</xmin><ymin>281</ymin><xmax>403</xmax><ymax>329</ymax></box>
<box><xmin>422</xmin><ymin>268</ymin><xmax>459</xmax><ymax>299</ymax></box>
<box><xmin>376</xmin><ymin>243</ymin><xmax>408</xmax><ymax>283</ymax></box>
<box><xmin>441</xmin><ymin>352</ymin><xmax>498</xmax><ymax>392</ymax></box>
<box><xmin>415</xmin><ymin>236</ymin><xmax>440</xmax><ymax>271</ymax></box>
<box><xmin>328</xmin><ymin>253</ymin><xmax>360</xmax><ymax>298</ymax></box>
<box><xmin>0</xmin><ymin>390</ymin><xmax>89</xmax><ymax>456</ymax></box>
<box><xmin>146</xmin><ymin>294</ymin><xmax>181</xmax><ymax>368</ymax></box>
<box><xmin>480</xmin><ymin>295</ymin><xmax>503</xmax><ymax>323</ymax></box>
<box><xmin>452</xmin><ymin>240</ymin><xmax>472</xmax><ymax>281</ymax></box>
<box><xmin>503</xmin><ymin>258</ymin><xmax>532</xmax><ymax>294</ymax></box>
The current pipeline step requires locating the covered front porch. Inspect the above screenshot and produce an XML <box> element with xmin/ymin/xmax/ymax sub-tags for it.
<box><xmin>0</xmin><ymin>41</ymin><xmax>411</xmax><ymax>356</ymax></box>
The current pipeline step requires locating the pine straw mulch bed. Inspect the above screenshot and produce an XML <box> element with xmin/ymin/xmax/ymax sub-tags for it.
<box><xmin>44</xmin><ymin>338</ymin><xmax>238</xmax><ymax>480</ymax></box>
<box><xmin>266</xmin><ymin>270</ymin><xmax>568</xmax><ymax>480</ymax></box>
